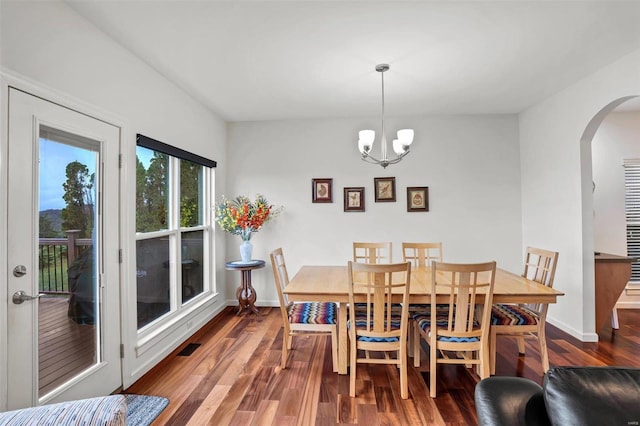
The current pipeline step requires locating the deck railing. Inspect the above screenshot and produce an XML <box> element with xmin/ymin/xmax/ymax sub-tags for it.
<box><xmin>39</xmin><ymin>230</ymin><xmax>92</xmax><ymax>294</ymax></box>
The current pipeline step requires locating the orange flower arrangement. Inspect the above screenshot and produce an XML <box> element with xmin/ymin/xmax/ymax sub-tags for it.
<box><xmin>215</xmin><ymin>194</ymin><xmax>282</xmax><ymax>241</ymax></box>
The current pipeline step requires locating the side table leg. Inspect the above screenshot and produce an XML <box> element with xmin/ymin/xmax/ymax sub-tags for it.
<box><xmin>235</xmin><ymin>285</ymin><xmax>247</xmax><ymax>315</ymax></box>
<box><xmin>244</xmin><ymin>270</ymin><xmax>259</xmax><ymax>314</ymax></box>
<box><xmin>236</xmin><ymin>270</ymin><xmax>259</xmax><ymax>315</ymax></box>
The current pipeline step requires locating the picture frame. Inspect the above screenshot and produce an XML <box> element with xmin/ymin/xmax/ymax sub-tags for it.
<box><xmin>374</xmin><ymin>177</ymin><xmax>396</xmax><ymax>202</ymax></box>
<box><xmin>344</xmin><ymin>187</ymin><xmax>365</xmax><ymax>212</ymax></box>
<box><xmin>407</xmin><ymin>187</ymin><xmax>429</xmax><ymax>212</ymax></box>
<box><xmin>312</xmin><ymin>178</ymin><xmax>333</xmax><ymax>203</ymax></box>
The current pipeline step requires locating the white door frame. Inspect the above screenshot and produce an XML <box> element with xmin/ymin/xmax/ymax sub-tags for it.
<box><xmin>0</xmin><ymin>70</ymin><xmax>127</xmax><ymax>410</ymax></box>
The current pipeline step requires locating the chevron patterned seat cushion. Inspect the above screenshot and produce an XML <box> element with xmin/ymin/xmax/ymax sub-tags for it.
<box><xmin>348</xmin><ymin>311</ymin><xmax>403</xmax><ymax>342</ymax></box>
<box><xmin>353</xmin><ymin>302</ymin><xmax>403</xmax><ymax>312</ymax></box>
<box><xmin>347</xmin><ymin>308</ymin><xmax>403</xmax><ymax>342</ymax></box>
<box><xmin>413</xmin><ymin>310</ymin><xmax>450</xmax><ymax>330</ymax></box>
<box><xmin>408</xmin><ymin>303</ymin><xmax>451</xmax><ymax>314</ymax></box>
<box><xmin>408</xmin><ymin>303</ymin><xmax>431</xmax><ymax>313</ymax></box>
<box><xmin>288</xmin><ymin>302</ymin><xmax>337</xmax><ymax>325</ymax></box>
<box><xmin>0</xmin><ymin>395</ymin><xmax>126</xmax><ymax>426</ymax></box>
<box><xmin>413</xmin><ymin>308</ymin><xmax>481</xmax><ymax>342</ymax></box>
<box><xmin>491</xmin><ymin>304</ymin><xmax>539</xmax><ymax>326</ymax></box>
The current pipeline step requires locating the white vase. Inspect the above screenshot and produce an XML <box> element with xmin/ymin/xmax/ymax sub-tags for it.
<box><xmin>240</xmin><ymin>240</ymin><xmax>253</xmax><ymax>262</ymax></box>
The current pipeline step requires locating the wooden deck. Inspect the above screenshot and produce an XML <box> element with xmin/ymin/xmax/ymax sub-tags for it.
<box><xmin>38</xmin><ymin>296</ymin><xmax>96</xmax><ymax>396</ymax></box>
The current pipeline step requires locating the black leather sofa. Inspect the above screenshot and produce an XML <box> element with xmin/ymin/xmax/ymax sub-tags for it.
<box><xmin>475</xmin><ymin>366</ymin><xmax>640</xmax><ymax>426</ymax></box>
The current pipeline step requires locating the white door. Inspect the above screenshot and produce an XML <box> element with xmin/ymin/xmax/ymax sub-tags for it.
<box><xmin>6</xmin><ymin>88</ymin><xmax>121</xmax><ymax>408</ymax></box>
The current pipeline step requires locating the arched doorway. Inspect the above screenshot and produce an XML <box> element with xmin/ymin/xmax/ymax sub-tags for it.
<box><xmin>581</xmin><ymin>95</ymin><xmax>640</xmax><ymax>337</ymax></box>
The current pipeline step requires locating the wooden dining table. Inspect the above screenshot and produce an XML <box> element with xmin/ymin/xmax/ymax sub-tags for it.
<box><xmin>283</xmin><ymin>265</ymin><xmax>564</xmax><ymax>374</ymax></box>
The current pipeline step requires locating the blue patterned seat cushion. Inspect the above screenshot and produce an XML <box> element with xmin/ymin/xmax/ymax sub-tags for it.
<box><xmin>288</xmin><ymin>302</ymin><xmax>337</xmax><ymax>325</ymax></box>
<box><xmin>347</xmin><ymin>311</ymin><xmax>402</xmax><ymax>342</ymax></box>
<box><xmin>353</xmin><ymin>302</ymin><xmax>403</xmax><ymax>312</ymax></box>
<box><xmin>408</xmin><ymin>303</ymin><xmax>450</xmax><ymax>314</ymax></box>
<box><xmin>413</xmin><ymin>309</ymin><xmax>481</xmax><ymax>342</ymax></box>
<box><xmin>408</xmin><ymin>303</ymin><xmax>431</xmax><ymax>313</ymax></box>
<box><xmin>491</xmin><ymin>304</ymin><xmax>539</xmax><ymax>326</ymax></box>
<box><xmin>0</xmin><ymin>395</ymin><xmax>126</xmax><ymax>426</ymax></box>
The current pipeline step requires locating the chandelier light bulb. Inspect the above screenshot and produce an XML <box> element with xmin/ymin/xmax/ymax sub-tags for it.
<box><xmin>358</xmin><ymin>130</ymin><xmax>375</xmax><ymax>154</ymax></box>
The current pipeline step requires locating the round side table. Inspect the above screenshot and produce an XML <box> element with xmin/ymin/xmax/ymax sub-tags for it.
<box><xmin>225</xmin><ymin>260</ymin><xmax>265</xmax><ymax>315</ymax></box>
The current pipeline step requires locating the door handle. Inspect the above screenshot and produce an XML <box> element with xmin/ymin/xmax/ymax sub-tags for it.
<box><xmin>12</xmin><ymin>291</ymin><xmax>43</xmax><ymax>305</ymax></box>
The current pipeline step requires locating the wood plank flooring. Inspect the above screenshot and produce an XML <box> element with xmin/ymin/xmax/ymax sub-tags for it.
<box><xmin>124</xmin><ymin>307</ymin><xmax>640</xmax><ymax>425</ymax></box>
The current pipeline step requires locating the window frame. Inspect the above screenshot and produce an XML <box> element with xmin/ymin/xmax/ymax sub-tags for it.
<box><xmin>134</xmin><ymin>135</ymin><xmax>215</xmax><ymax>336</ymax></box>
<box><xmin>623</xmin><ymin>159</ymin><xmax>640</xmax><ymax>284</ymax></box>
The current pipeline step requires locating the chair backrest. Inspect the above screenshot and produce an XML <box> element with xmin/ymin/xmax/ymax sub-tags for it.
<box><xmin>402</xmin><ymin>242</ymin><xmax>443</xmax><ymax>267</ymax></box>
<box><xmin>523</xmin><ymin>247</ymin><xmax>558</xmax><ymax>288</ymax></box>
<box><xmin>269</xmin><ymin>248</ymin><xmax>290</xmax><ymax>318</ymax></box>
<box><xmin>353</xmin><ymin>242</ymin><xmax>392</xmax><ymax>264</ymax></box>
<box><xmin>522</xmin><ymin>246</ymin><xmax>559</xmax><ymax>313</ymax></box>
<box><xmin>431</xmin><ymin>261</ymin><xmax>496</xmax><ymax>342</ymax></box>
<box><xmin>348</xmin><ymin>261</ymin><xmax>411</xmax><ymax>340</ymax></box>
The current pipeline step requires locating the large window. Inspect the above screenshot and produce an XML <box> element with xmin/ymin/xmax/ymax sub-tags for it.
<box><xmin>624</xmin><ymin>159</ymin><xmax>640</xmax><ymax>283</ymax></box>
<box><xmin>135</xmin><ymin>135</ymin><xmax>215</xmax><ymax>329</ymax></box>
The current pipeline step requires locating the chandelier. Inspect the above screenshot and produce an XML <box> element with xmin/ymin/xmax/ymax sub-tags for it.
<box><xmin>358</xmin><ymin>64</ymin><xmax>414</xmax><ymax>168</ymax></box>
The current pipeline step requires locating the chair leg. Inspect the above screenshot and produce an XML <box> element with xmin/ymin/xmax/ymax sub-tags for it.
<box><xmin>413</xmin><ymin>322</ymin><xmax>421</xmax><ymax>368</ymax></box>
<box><xmin>490</xmin><ymin>328</ymin><xmax>497</xmax><ymax>375</ymax></box>
<box><xmin>517</xmin><ymin>335</ymin><xmax>525</xmax><ymax>354</ymax></box>
<box><xmin>538</xmin><ymin>324</ymin><xmax>550</xmax><ymax>372</ymax></box>
<box><xmin>349</xmin><ymin>338</ymin><xmax>357</xmax><ymax>397</ymax></box>
<box><xmin>479</xmin><ymin>342</ymin><xmax>490</xmax><ymax>379</ymax></box>
<box><xmin>281</xmin><ymin>333</ymin><xmax>289</xmax><ymax>369</ymax></box>
<box><xmin>408</xmin><ymin>319</ymin><xmax>414</xmax><ymax>357</ymax></box>
<box><xmin>400</xmin><ymin>347</ymin><xmax>408</xmax><ymax>399</ymax></box>
<box><xmin>331</xmin><ymin>327</ymin><xmax>339</xmax><ymax>373</ymax></box>
<box><xmin>429</xmin><ymin>336</ymin><xmax>437</xmax><ymax>398</ymax></box>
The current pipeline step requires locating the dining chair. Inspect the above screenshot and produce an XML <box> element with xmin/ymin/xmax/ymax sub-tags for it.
<box><xmin>490</xmin><ymin>247</ymin><xmax>559</xmax><ymax>374</ymax></box>
<box><xmin>269</xmin><ymin>248</ymin><xmax>338</xmax><ymax>372</ymax></box>
<box><xmin>413</xmin><ymin>260</ymin><xmax>496</xmax><ymax>398</ymax></box>
<box><xmin>402</xmin><ymin>242</ymin><xmax>443</xmax><ymax>356</ymax></box>
<box><xmin>353</xmin><ymin>242</ymin><xmax>392</xmax><ymax>264</ymax></box>
<box><xmin>347</xmin><ymin>261</ymin><xmax>412</xmax><ymax>399</ymax></box>
<box><xmin>402</xmin><ymin>242</ymin><xmax>442</xmax><ymax>268</ymax></box>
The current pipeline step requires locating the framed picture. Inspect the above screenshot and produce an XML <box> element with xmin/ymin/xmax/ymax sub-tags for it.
<box><xmin>312</xmin><ymin>178</ymin><xmax>333</xmax><ymax>203</ymax></box>
<box><xmin>407</xmin><ymin>187</ymin><xmax>429</xmax><ymax>212</ymax></box>
<box><xmin>344</xmin><ymin>187</ymin><xmax>365</xmax><ymax>212</ymax></box>
<box><xmin>374</xmin><ymin>177</ymin><xmax>396</xmax><ymax>202</ymax></box>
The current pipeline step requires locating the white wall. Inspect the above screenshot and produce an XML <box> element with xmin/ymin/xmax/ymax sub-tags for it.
<box><xmin>592</xmin><ymin>111</ymin><xmax>640</xmax><ymax>308</ymax></box>
<box><xmin>0</xmin><ymin>0</ymin><xmax>228</xmax><ymax>393</ymax></box>
<box><xmin>520</xmin><ymin>49</ymin><xmax>640</xmax><ymax>342</ymax></box>
<box><xmin>226</xmin><ymin>115</ymin><xmax>523</xmax><ymax>305</ymax></box>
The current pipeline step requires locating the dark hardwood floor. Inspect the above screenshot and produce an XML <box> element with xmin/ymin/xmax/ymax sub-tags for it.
<box><xmin>123</xmin><ymin>307</ymin><xmax>640</xmax><ymax>425</ymax></box>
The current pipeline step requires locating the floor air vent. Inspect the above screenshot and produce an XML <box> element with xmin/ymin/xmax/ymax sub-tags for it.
<box><xmin>177</xmin><ymin>343</ymin><xmax>201</xmax><ymax>356</ymax></box>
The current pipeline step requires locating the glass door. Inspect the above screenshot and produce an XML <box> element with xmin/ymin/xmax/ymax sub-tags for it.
<box><xmin>6</xmin><ymin>88</ymin><xmax>121</xmax><ymax>408</ymax></box>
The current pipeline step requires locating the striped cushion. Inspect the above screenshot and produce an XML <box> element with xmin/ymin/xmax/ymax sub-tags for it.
<box><xmin>413</xmin><ymin>310</ymin><xmax>450</xmax><ymax>331</ymax></box>
<box><xmin>437</xmin><ymin>335</ymin><xmax>480</xmax><ymax>343</ymax></box>
<box><xmin>414</xmin><ymin>309</ymin><xmax>481</xmax><ymax>342</ymax></box>
<box><xmin>353</xmin><ymin>303</ymin><xmax>403</xmax><ymax>312</ymax></box>
<box><xmin>409</xmin><ymin>303</ymin><xmax>450</xmax><ymax>314</ymax></box>
<box><xmin>491</xmin><ymin>304</ymin><xmax>539</xmax><ymax>326</ymax></box>
<box><xmin>408</xmin><ymin>303</ymin><xmax>431</xmax><ymax>313</ymax></box>
<box><xmin>288</xmin><ymin>302</ymin><xmax>337</xmax><ymax>325</ymax></box>
<box><xmin>356</xmin><ymin>335</ymin><xmax>400</xmax><ymax>343</ymax></box>
<box><xmin>0</xmin><ymin>395</ymin><xmax>126</xmax><ymax>426</ymax></box>
<box><xmin>347</xmin><ymin>318</ymin><xmax>402</xmax><ymax>342</ymax></box>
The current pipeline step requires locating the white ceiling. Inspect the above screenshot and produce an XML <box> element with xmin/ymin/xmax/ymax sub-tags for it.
<box><xmin>66</xmin><ymin>1</ymin><xmax>640</xmax><ymax>122</ymax></box>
